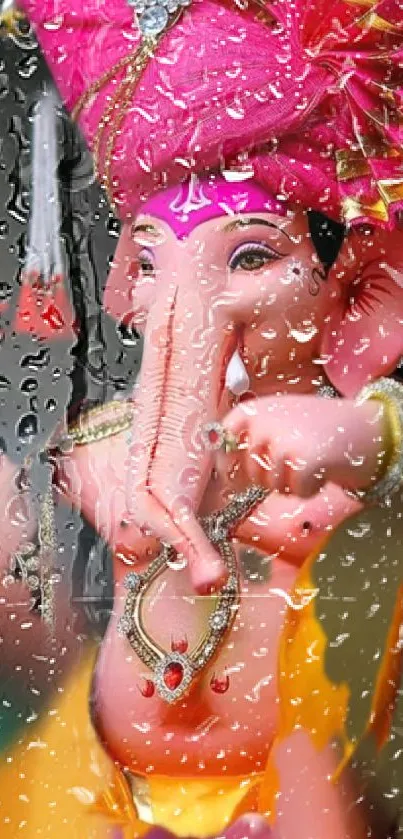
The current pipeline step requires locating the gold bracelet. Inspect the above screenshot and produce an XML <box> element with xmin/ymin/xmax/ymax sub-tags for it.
<box><xmin>355</xmin><ymin>378</ymin><xmax>403</xmax><ymax>503</ymax></box>
<box><xmin>56</xmin><ymin>400</ymin><xmax>134</xmax><ymax>450</ymax></box>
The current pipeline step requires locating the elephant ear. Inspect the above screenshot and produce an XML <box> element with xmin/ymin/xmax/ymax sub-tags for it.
<box><xmin>103</xmin><ymin>223</ymin><xmax>154</xmax><ymax>331</ymax></box>
<box><xmin>321</xmin><ymin>229</ymin><xmax>403</xmax><ymax>397</ymax></box>
<box><xmin>103</xmin><ymin>223</ymin><xmax>137</xmax><ymax>323</ymax></box>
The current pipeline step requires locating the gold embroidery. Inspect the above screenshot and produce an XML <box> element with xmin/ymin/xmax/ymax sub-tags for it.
<box><xmin>343</xmin><ymin>0</ymin><xmax>403</xmax><ymax>33</ymax></box>
<box><xmin>358</xmin><ymin>11</ymin><xmax>402</xmax><ymax>32</ymax></box>
<box><xmin>336</xmin><ymin>149</ymin><xmax>371</xmax><ymax>182</ymax></box>
<box><xmin>342</xmin><ymin>195</ymin><xmax>390</xmax><ymax>223</ymax></box>
<box><xmin>343</xmin><ymin>0</ymin><xmax>377</xmax><ymax>7</ymax></box>
<box><xmin>378</xmin><ymin>180</ymin><xmax>403</xmax><ymax>206</ymax></box>
<box><xmin>336</xmin><ymin>142</ymin><xmax>403</xmax><ymax>187</ymax></box>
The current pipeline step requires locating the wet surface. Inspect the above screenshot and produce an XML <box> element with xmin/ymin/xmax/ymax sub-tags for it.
<box><xmin>0</xmin><ymin>7</ymin><xmax>403</xmax><ymax>838</ymax></box>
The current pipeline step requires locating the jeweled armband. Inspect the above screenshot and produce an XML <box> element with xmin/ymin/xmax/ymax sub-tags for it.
<box><xmin>355</xmin><ymin>378</ymin><xmax>403</xmax><ymax>504</ymax></box>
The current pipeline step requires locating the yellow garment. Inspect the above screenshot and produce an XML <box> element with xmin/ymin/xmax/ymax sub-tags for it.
<box><xmin>0</xmin><ymin>648</ymin><xmax>262</xmax><ymax>838</ymax></box>
<box><xmin>0</xmin><ymin>648</ymin><xmax>120</xmax><ymax>839</ymax></box>
<box><xmin>145</xmin><ymin>773</ymin><xmax>261</xmax><ymax>832</ymax></box>
<box><xmin>259</xmin><ymin>550</ymin><xmax>403</xmax><ymax>816</ymax></box>
<box><xmin>109</xmin><ymin>770</ymin><xmax>263</xmax><ymax>837</ymax></box>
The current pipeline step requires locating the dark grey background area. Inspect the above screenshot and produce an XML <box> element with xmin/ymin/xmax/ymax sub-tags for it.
<box><xmin>0</xmin><ymin>26</ymin><xmax>142</xmax><ymax>633</ymax></box>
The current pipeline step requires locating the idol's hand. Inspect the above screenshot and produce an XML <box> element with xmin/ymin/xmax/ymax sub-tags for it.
<box><xmin>218</xmin><ymin>395</ymin><xmax>387</xmax><ymax>498</ymax></box>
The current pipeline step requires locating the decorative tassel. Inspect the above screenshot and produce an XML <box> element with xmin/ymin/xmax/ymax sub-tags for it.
<box><xmin>13</xmin><ymin>90</ymin><xmax>76</xmax><ymax>340</ymax></box>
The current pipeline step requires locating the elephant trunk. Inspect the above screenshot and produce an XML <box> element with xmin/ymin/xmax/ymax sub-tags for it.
<box><xmin>126</xmin><ymin>288</ymin><xmax>232</xmax><ymax>593</ymax></box>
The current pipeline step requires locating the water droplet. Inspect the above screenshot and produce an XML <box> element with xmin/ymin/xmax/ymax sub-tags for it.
<box><xmin>6</xmin><ymin>493</ymin><xmax>30</xmax><ymax>526</ymax></box>
<box><xmin>0</xmin><ymin>375</ymin><xmax>11</xmax><ymax>391</ymax></box>
<box><xmin>329</xmin><ymin>633</ymin><xmax>349</xmax><ymax>648</ymax></box>
<box><xmin>346</xmin><ymin>521</ymin><xmax>372</xmax><ymax>539</ymax></box>
<box><xmin>0</xmin><ymin>280</ymin><xmax>12</xmax><ymax>301</ymax></box>
<box><xmin>106</xmin><ymin>216</ymin><xmax>120</xmax><ymax>238</ymax></box>
<box><xmin>17</xmin><ymin>413</ymin><xmax>38</xmax><ymax>443</ymax></box>
<box><xmin>289</xmin><ymin>324</ymin><xmax>318</xmax><ymax>344</ymax></box>
<box><xmin>116</xmin><ymin>319</ymin><xmax>141</xmax><ymax>347</ymax></box>
<box><xmin>20</xmin><ymin>348</ymin><xmax>50</xmax><ymax>371</ymax></box>
<box><xmin>225</xmin><ymin>103</ymin><xmax>245</xmax><ymax>120</ymax></box>
<box><xmin>18</xmin><ymin>54</ymin><xmax>38</xmax><ymax>80</ymax></box>
<box><xmin>261</xmin><ymin>328</ymin><xmax>277</xmax><ymax>341</ymax></box>
<box><xmin>0</xmin><ymin>69</ymin><xmax>10</xmax><ymax>100</ymax></box>
<box><xmin>29</xmin><ymin>395</ymin><xmax>38</xmax><ymax>413</ymax></box>
<box><xmin>21</xmin><ymin>377</ymin><xmax>38</xmax><ymax>394</ymax></box>
<box><xmin>68</xmin><ymin>787</ymin><xmax>96</xmax><ymax>806</ymax></box>
<box><xmin>245</xmin><ymin>675</ymin><xmax>273</xmax><ymax>703</ymax></box>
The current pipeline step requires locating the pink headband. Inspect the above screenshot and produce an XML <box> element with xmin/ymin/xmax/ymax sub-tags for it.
<box><xmin>141</xmin><ymin>174</ymin><xmax>286</xmax><ymax>239</ymax></box>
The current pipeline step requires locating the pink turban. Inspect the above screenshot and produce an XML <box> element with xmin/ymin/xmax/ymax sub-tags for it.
<box><xmin>15</xmin><ymin>0</ymin><xmax>403</xmax><ymax>228</ymax></box>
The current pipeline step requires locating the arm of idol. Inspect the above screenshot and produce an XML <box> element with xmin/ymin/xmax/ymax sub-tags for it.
<box><xmin>217</xmin><ymin>223</ymin><xmax>403</xmax><ymax>504</ymax></box>
<box><xmin>216</xmin><ymin>394</ymin><xmax>390</xmax><ymax>499</ymax></box>
<box><xmin>52</xmin><ymin>411</ymin><xmax>161</xmax><ymax>571</ymax></box>
<box><xmin>52</xmin><ymin>390</ymin><xmax>366</xmax><ymax>580</ymax></box>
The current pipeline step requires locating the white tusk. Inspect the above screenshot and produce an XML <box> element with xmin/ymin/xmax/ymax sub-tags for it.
<box><xmin>225</xmin><ymin>349</ymin><xmax>250</xmax><ymax>396</ymax></box>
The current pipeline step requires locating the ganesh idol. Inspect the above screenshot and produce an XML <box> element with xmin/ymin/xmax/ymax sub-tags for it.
<box><xmin>1</xmin><ymin>0</ymin><xmax>403</xmax><ymax>837</ymax></box>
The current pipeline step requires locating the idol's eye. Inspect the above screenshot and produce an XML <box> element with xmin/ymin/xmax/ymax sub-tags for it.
<box><xmin>228</xmin><ymin>242</ymin><xmax>283</xmax><ymax>272</ymax></box>
<box><xmin>138</xmin><ymin>248</ymin><xmax>155</xmax><ymax>276</ymax></box>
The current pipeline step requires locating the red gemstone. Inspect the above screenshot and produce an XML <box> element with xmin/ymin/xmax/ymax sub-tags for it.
<box><xmin>171</xmin><ymin>635</ymin><xmax>188</xmax><ymax>654</ymax></box>
<box><xmin>210</xmin><ymin>672</ymin><xmax>230</xmax><ymax>694</ymax></box>
<box><xmin>139</xmin><ymin>678</ymin><xmax>155</xmax><ymax>698</ymax></box>
<box><xmin>208</xmin><ymin>428</ymin><xmax>220</xmax><ymax>446</ymax></box>
<box><xmin>163</xmin><ymin>662</ymin><xmax>183</xmax><ymax>691</ymax></box>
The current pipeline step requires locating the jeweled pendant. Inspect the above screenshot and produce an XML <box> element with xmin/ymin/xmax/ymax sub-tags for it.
<box><xmin>117</xmin><ymin>486</ymin><xmax>268</xmax><ymax>704</ymax></box>
<box><xmin>154</xmin><ymin>652</ymin><xmax>195</xmax><ymax>703</ymax></box>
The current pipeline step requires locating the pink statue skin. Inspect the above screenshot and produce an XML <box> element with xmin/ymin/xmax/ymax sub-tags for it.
<box><xmin>48</xmin><ymin>177</ymin><xmax>403</xmax><ymax>837</ymax></box>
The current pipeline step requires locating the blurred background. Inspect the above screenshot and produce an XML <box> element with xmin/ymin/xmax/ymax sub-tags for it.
<box><xmin>0</xmin><ymin>15</ymin><xmax>142</xmax><ymax>752</ymax></box>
